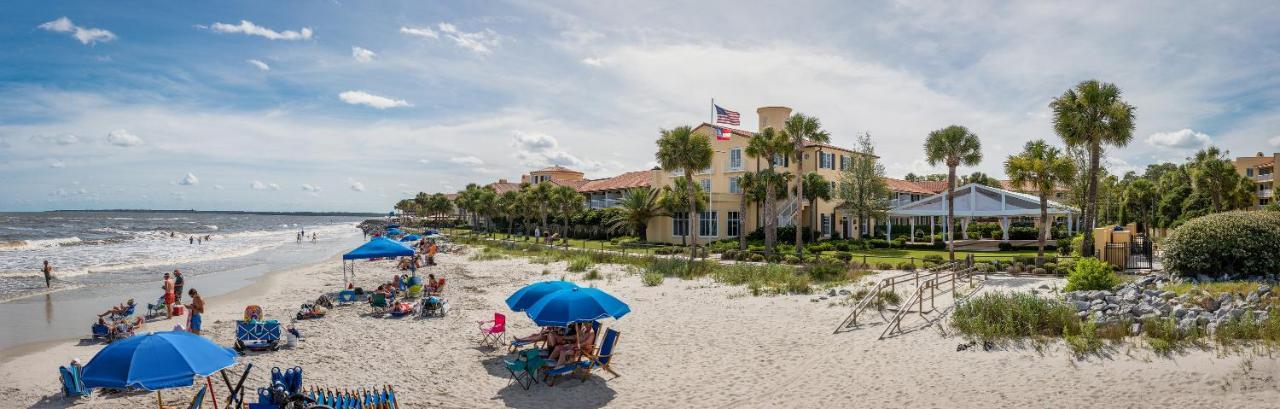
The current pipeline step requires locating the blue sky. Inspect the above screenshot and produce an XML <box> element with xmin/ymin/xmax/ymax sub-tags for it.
<box><xmin>2</xmin><ymin>1</ymin><xmax>1278</xmax><ymax>212</ymax></box>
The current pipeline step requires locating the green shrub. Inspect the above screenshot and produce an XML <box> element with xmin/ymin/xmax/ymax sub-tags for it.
<box><xmin>832</xmin><ymin>251</ymin><xmax>853</xmax><ymax>262</ymax></box>
<box><xmin>922</xmin><ymin>255</ymin><xmax>945</xmax><ymax>264</ymax></box>
<box><xmin>1070</xmin><ymin>235</ymin><xmax>1084</xmax><ymax>256</ymax></box>
<box><xmin>973</xmin><ymin>262</ymin><xmax>994</xmax><ymax>273</ymax></box>
<box><xmin>567</xmin><ymin>256</ymin><xmax>594</xmax><ymax>272</ymax></box>
<box><xmin>641</xmin><ymin>271</ymin><xmax>665</xmax><ymax>286</ymax></box>
<box><xmin>469</xmin><ymin>248</ymin><xmax>505</xmax><ymax>261</ymax></box>
<box><xmin>1032</xmin><ymin>267</ymin><xmax>1047</xmax><ymax>275</ymax></box>
<box><xmin>922</xmin><ymin>261</ymin><xmax>938</xmax><ymax>270</ymax></box>
<box><xmin>646</xmin><ymin>257</ymin><xmax>714</xmax><ymax>279</ymax></box>
<box><xmin>1064</xmin><ymin>257</ymin><xmax>1121</xmax><ymax>291</ymax></box>
<box><xmin>804</xmin><ymin>262</ymin><xmax>846</xmax><ymax>282</ymax></box>
<box><xmin>1163</xmin><ymin>211</ymin><xmax>1280</xmax><ymax>279</ymax></box>
<box><xmin>736</xmin><ymin>251</ymin><xmax>752</xmax><ymax>261</ymax></box>
<box><xmin>1043</xmin><ymin>262</ymin><xmax>1057</xmax><ymax>271</ymax></box>
<box><xmin>584</xmin><ymin>269</ymin><xmax>602</xmax><ymax>280</ymax></box>
<box><xmin>749</xmin><ymin>253</ymin><xmax>766</xmax><ymax>262</ymax></box>
<box><xmin>721</xmin><ymin>250</ymin><xmax>738</xmax><ymax>260</ymax></box>
<box><xmin>807</xmin><ymin>242</ymin><xmax>834</xmax><ymax>253</ymax></box>
<box><xmin>896</xmin><ymin>261</ymin><xmax>916</xmax><ymax>271</ymax></box>
<box><xmin>712</xmin><ymin>263</ymin><xmax>811</xmax><ymax>295</ymax></box>
<box><xmin>951</xmin><ymin>292</ymin><xmax>1078</xmax><ymax>341</ymax></box>
<box><xmin>783</xmin><ymin>255</ymin><xmax>802</xmax><ymax>265</ymax></box>
<box><xmin>875</xmin><ymin>262</ymin><xmax>893</xmax><ymax>270</ymax></box>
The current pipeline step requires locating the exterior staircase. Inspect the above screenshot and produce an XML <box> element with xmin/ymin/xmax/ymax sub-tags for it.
<box><xmin>777</xmin><ymin>196</ymin><xmax>800</xmax><ymax>227</ymax></box>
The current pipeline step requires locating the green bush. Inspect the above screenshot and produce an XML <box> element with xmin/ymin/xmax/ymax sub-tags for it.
<box><xmin>720</xmin><ymin>250</ymin><xmax>737</xmax><ymax>260</ymax></box>
<box><xmin>783</xmin><ymin>255</ymin><xmax>802</xmax><ymax>265</ymax></box>
<box><xmin>1032</xmin><ymin>267</ymin><xmax>1047</xmax><ymax>275</ymax></box>
<box><xmin>749</xmin><ymin>253</ymin><xmax>765</xmax><ymax>262</ymax></box>
<box><xmin>1163</xmin><ymin>211</ymin><xmax>1280</xmax><ymax>279</ymax></box>
<box><xmin>567</xmin><ymin>256</ymin><xmax>594</xmax><ymax>272</ymax></box>
<box><xmin>922</xmin><ymin>261</ymin><xmax>938</xmax><ymax>269</ymax></box>
<box><xmin>641</xmin><ymin>271</ymin><xmax>665</xmax><ymax>286</ymax></box>
<box><xmin>804</xmin><ymin>262</ymin><xmax>846</xmax><ymax>282</ymax></box>
<box><xmin>922</xmin><ymin>255</ymin><xmax>945</xmax><ymax>264</ymax></box>
<box><xmin>1043</xmin><ymin>262</ymin><xmax>1057</xmax><ymax>271</ymax></box>
<box><xmin>807</xmin><ymin>242</ymin><xmax>835</xmax><ymax>253</ymax></box>
<box><xmin>832</xmin><ymin>251</ymin><xmax>853</xmax><ymax>262</ymax></box>
<box><xmin>896</xmin><ymin>261</ymin><xmax>916</xmax><ymax>271</ymax></box>
<box><xmin>974</xmin><ymin>262</ymin><xmax>994</xmax><ymax>273</ymax></box>
<box><xmin>951</xmin><ymin>292</ymin><xmax>1079</xmax><ymax>340</ymax></box>
<box><xmin>875</xmin><ymin>262</ymin><xmax>894</xmax><ymax>270</ymax></box>
<box><xmin>1064</xmin><ymin>257</ymin><xmax>1121</xmax><ymax>291</ymax></box>
<box><xmin>736</xmin><ymin>251</ymin><xmax>752</xmax><ymax>261</ymax></box>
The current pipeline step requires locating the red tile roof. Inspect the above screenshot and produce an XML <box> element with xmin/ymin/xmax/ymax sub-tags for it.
<box><xmin>884</xmin><ymin>178</ymin><xmax>935</xmax><ymax>195</ymax></box>
<box><xmin>532</xmin><ymin>165</ymin><xmax>582</xmax><ymax>174</ymax></box>
<box><xmin>578</xmin><ymin>170</ymin><xmax>654</xmax><ymax>193</ymax></box>
<box><xmin>913</xmin><ymin>180</ymin><xmax>950</xmax><ymax>193</ymax></box>
<box><xmin>486</xmin><ymin>182</ymin><xmax>522</xmax><ymax>194</ymax></box>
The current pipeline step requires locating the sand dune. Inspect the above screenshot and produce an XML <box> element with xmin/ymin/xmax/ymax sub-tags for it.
<box><xmin>3</xmin><ymin>247</ymin><xmax>1279</xmax><ymax>408</ymax></box>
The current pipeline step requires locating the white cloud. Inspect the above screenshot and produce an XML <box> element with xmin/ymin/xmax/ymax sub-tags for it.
<box><xmin>581</xmin><ymin>57</ymin><xmax>604</xmax><ymax>67</ymax></box>
<box><xmin>106</xmin><ymin>129</ymin><xmax>143</xmax><ymax>147</ymax></box>
<box><xmin>301</xmin><ymin>183</ymin><xmax>321</xmax><ymax>192</ymax></box>
<box><xmin>338</xmin><ymin>91</ymin><xmax>411</xmax><ymax>109</ymax></box>
<box><xmin>213</xmin><ymin>184</ymin><xmax>224</xmax><ymax>190</ymax></box>
<box><xmin>399</xmin><ymin>26</ymin><xmax>439</xmax><ymax>39</ymax></box>
<box><xmin>417</xmin><ymin>159</ymin><xmax>430</xmax><ymax>164</ymax></box>
<box><xmin>1146</xmin><ymin>128</ymin><xmax>1212</xmax><ymax>149</ymax></box>
<box><xmin>48</xmin><ymin>159</ymin><xmax>66</xmax><ymax>168</ymax></box>
<box><xmin>206</xmin><ymin>20</ymin><xmax>313</xmax><ymax>41</ymax></box>
<box><xmin>38</xmin><ymin>17</ymin><xmax>116</xmax><ymax>45</ymax></box>
<box><xmin>246</xmin><ymin>59</ymin><xmax>270</xmax><ymax>71</ymax></box>
<box><xmin>437</xmin><ymin>23</ymin><xmax>501</xmax><ymax>54</ymax></box>
<box><xmin>250</xmin><ymin>180</ymin><xmax>280</xmax><ymax>191</ymax></box>
<box><xmin>1270</xmin><ymin>135</ymin><xmax>1280</xmax><ymax>148</ymax></box>
<box><xmin>509</xmin><ymin>131</ymin><xmax>605</xmax><ymax>172</ymax></box>
<box><xmin>179</xmin><ymin>172</ymin><xmax>199</xmax><ymax>186</ymax></box>
<box><xmin>352</xmin><ymin>47</ymin><xmax>376</xmax><ymax>63</ymax></box>
<box><xmin>349</xmin><ymin>180</ymin><xmax>366</xmax><ymax>192</ymax></box>
<box><xmin>511</xmin><ymin>131</ymin><xmax>558</xmax><ymax>151</ymax></box>
<box><xmin>450</xmin><ymin>156</ymin><xmax>484</xmax><ymax>165</ymax></box>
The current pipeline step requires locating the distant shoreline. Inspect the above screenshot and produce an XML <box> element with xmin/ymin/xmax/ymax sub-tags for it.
<box><xmin>19</xmin><ymin>209</ymin><xmax>386</xmax><ymax>217</ymax></box>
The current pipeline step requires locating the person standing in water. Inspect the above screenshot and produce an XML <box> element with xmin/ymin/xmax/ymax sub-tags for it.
<box><xmin>311</xmin><ymin>232</ymin><xmax>317</xmax><ymax>243</ymax></box>
<box><xmin>189</xmin><ymin>236</ymin><xmax>194</xmax><ymax>244</ymax></box>
<box><xmin>41</xmin><ymin>260</ymin><xmax>53</xmax><ymax>288</ymax></box>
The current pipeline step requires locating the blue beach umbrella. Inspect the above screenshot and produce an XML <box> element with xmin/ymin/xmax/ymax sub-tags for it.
<box><xmin>81</xmin><ymin>331</ymin><xmax>237</xmax><ymax>390</ymax></box>
<box><xmin>505</xmin><ymin>281</ymin><xmax>579</xmax><ymax>312</ymax></box>
<box><xmin>524</xmin><ymin>287</ymin><xmax>630</xmax><ymax>327</ymax></box>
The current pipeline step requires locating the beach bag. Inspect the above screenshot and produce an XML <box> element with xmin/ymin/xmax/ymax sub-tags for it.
<box><xmin>314</xmin><ymin>294</ymin><xmax>334</xmax><ymax>309</ymax></box>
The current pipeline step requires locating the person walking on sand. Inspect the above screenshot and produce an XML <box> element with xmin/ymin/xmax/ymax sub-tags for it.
<box><xmin>186</xmin><ymin>289</ymin><xmax>204</xmax><ymax>335</ymax></box>
<box><xmin>162</xmin><ymin>272</ymin><xmax>175</xmax><ymax>319</ymax></box>
<box><xmin>41</xmin><ymin>260</ymin><xmax>53</xmax><ymax>288</ymax></box>
<box><xmin>172</xmin><ymin>270</ymin><xmax>185</xmax><ymax>303</ymax></box>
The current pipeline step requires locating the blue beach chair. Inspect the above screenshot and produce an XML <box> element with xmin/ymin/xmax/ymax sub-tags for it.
<box><xmin>336</xmin><ymin>290</ymin><xmax>357</xmax><ymax>305</ymax></box>
<box><xmin>582</xmin><ymin>328</ymin><xmax>621</xmax><ymax>380</ymax></box>
<box><xmin>235</xmin><ymin>320</ymin><xmax>281</xmax><ymax>353</ymax></box>
<box><xmin>59</xmin><ymin>365</ymin><xmax>91</xmax><ymax>398</ymax></box>
<box><xmin>91</xmin><ymin>322</ymin><xmax>112</xmax><ymax>342</ymax></box>
<box><xmin>504</xmin><ymin>349</ymin><xmax>545</xmax><ymax>390</ymax></box>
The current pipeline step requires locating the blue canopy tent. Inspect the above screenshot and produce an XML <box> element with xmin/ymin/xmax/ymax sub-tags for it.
<box><xmin>342</xmin><ymin>237</ymin><xmax>415</xmax><ymax>283</ymax></box>
<box><xmin>399</xmin><ymin>234</ymin><xmax>422</xmax><ymax>242</ymax></box>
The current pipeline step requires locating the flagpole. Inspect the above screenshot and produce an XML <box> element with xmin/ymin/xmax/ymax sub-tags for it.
<box><xmin>710</xmin><ymin>98</ymin><xmax>715</xmax><ymax>125</ymax></box>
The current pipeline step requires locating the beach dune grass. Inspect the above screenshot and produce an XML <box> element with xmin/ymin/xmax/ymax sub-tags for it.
<box><xmin>950</xmin><ymin>292</ymin><xmax>1079</xmax><ymax>341</ymax></box>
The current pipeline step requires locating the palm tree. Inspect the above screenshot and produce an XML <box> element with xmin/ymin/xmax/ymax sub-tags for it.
<box><xmin>496</xmin><ymin>190</ymin><xmax>520</xmax><ymax>236</ymax></box>
<box><xmin>924</xmin><ymin>125</ymin><xmax>982</xmax><ymax>261</ymax></box>
<box><xmin>1004</xmin><ymin>140</ymin><xmax>1075</xmax><ymax>260</ymax></box>
<box><xmin>607</xmin><ymin>187</ymin><xmax>662</xmax><ymax>239</ymax></box>
<box><xmin>736</xmin><ymin>171</ymin><xmax>761</xmax><ymax>251</ymax></box>
<box><xmin>656</xmin><ymin>125</ymin><xmax>714</xmax><ymax>262</ymax></box>
<box><xmin>552</xmin><ymin>185</ymin><xmax>583</xmax><ymax>242</ymax></box>
<box><xmin>801</xmin><ymin>172</ymin><xmax>832</xmax><ymax>243</ymax></box>
<box><xmin>744</xmin><ymin>127</ymin><xmax>792</xmax><ymax>256</ymax></box>
<box><xmin>1050</xmin><ymin>80</ymin><xmax>1136</xmax><ymax>256</ymax></box>
<box><xmin>1189</xmin><ymin>146</ymin><xmax>1240</xmax><ymax>212</ymax></box>
<box><xmin>474</xmin><ymin>187</ymin><xmax>497</xmax><ymax>235</ymax></box>
<box><xmin>528</xmin><ymin>182</ymin><xmax>554</xmax><ymax>238</ymax></box>
<box><xmin>657</xmin><ymin>177</ymin><xmax>707</xmax><ymax>246</ymax></box>
<box><xmin>782</xmin><ymin>113</ymin><xmax>830</xmax><ymax>257</ymax></box>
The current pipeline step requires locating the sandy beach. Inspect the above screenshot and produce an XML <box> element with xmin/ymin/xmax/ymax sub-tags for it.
<box><xmin>3</xmin><ymin>245</ymin><xmax>1280</xmax><ymax>408</ymax></box>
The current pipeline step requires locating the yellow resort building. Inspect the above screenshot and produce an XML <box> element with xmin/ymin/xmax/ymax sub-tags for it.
<box><xmin>1232</xmin><ymin>152</ymin><xmax>1277</xmax><ymax>209</ymax></box>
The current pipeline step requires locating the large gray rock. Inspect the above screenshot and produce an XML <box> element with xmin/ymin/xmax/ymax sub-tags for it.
<box><xmin>1074</xmin><ymin>301</ymin><xmax>1091</xmax><ymax>312</ymax></box>
<box><xmin>1247</xmin><ymin>292</ymin><xmax>1261</xmax><ymax>304</ymax></box>
<box><xmin>1259</xmin><ymin>284</ymin><xmax>1272</xmax><ymax>295</ymax></box>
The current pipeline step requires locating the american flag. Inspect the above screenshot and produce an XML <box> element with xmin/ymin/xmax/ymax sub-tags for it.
<box><xmin>715</xmin><ymin>105</ymin><xmax>740</xmax><ymax>126</ymax></box>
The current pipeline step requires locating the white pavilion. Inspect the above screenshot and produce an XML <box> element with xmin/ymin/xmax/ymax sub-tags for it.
<box><xmin>884</xmin><ymin>183</ymin><xmax>1078</xmax><ymax>242</ymax></box>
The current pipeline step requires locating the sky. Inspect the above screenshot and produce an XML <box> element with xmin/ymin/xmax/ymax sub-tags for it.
<box><xmin>1</xmin><ymin>1</ymin><xmax>1278</xmax><ymax>212</ymax></box>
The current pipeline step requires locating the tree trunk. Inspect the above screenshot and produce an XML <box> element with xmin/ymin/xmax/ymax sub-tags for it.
<box><xmin>685</xmin><ymin>171</ymin><xmax>698</xmax><ymax>263</ymax></box>
<box><xmin>739</xmin><ymin>194</ymin><xmax>748</xmax><ymax>251</ymax></box>
<box><xmin>947</xmin><ymin>165</ymin><xmax>957</xmax><ymax>261</ymax></box>
<box><xmin>794</xmin><ymin>150</ymin><xmax>805</xmax><ymax>257</ymax></box>
<box><xmin>1038</xmin><ymin>192</ymin><xmax>1048</xmax><ymax>260</ymax></box>
<box><xmin>764</xmin><ymin>171</ymin><xmax>776</xmax><ymax>257</ymax></box>
<box><xmin>1081</xmin><ymin>146</ymin><xmax>1101</xmax><ymax>257</ymax></box>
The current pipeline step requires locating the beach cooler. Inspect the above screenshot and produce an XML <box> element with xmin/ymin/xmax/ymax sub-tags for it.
<box><xmin>172</xmin><ymin>304</ymin><xmax>185</xmax><ymax>316</ymax></box>
<box><xmin>235</xmin><ymin>320</ymin><xmax>281</xmax><ymax>353</ymax></box>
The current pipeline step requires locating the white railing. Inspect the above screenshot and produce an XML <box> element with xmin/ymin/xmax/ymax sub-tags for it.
<box><xmin>1256</xmin><ymin>173</ymin><xmax>1274</xmax><ymax>181</ymax></box>
<box><xmin>1260</xmin><ymin>189</ymin><xmax>1274</xmax><ymax>198</ymax></box>
<box><xmin>777</xmin><ymin>196</ymin><xmax>800</xmax><ymax>227</ymax></box>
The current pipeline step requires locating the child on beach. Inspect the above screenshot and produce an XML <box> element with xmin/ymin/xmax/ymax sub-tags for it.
<box><xmin>162</xmin><ymin>273</ymin><xmax>175</xmax><ymax>319</ymax></box>
<box><xmin>41</xmin><ymin>260</ymin><xmax>52</xmax><ymax>288</ymax></box>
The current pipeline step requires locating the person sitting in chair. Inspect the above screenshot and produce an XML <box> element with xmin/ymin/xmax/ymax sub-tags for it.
<box><xmin>424</xmin><ymin>274</ymin><xmax>439</xmax><ymax>292</ymax></box>
<box><xmin>549</xmin><ymin>322</ymin><xmax>596</xmax><ymax>367</ymax></box>
<box><xmin>98</xmin><ymin>299</ymin><xmax>135</xmax><ymax>317</ymax></box>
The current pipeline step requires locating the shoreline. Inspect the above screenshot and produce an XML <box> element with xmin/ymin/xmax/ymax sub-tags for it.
<box><xmin>0</xmin><ymin>250</ymin><xmax>342</xmax><ymax>366</ymax></box>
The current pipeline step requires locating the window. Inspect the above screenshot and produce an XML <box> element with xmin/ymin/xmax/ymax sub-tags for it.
<box><xmin>821</xmin><ymin>213</ymin><xmax>830</xmax><ymax>235</ymax></box>
<box><xmin>729</xmin><ymin>148</ymin><xmax>743</xmax><ymax>171</ymax></box>
<box><xmin>727</xmin><ymin>211</ymin><xmax>741</xmax><ymax>237</ymax></box>
<box><xmin>673</xmin><ymin>213</ymin><xmax>689</xmax><ymax>236</ymax></box>
<box><xmin>699</xmin><ymin>211</ymin><xmax>718</xmax><ymax>237</ymax></box>
<box><xmin>829</xmin><ymin>181</ymin><xmax>837</xmax><ymax>194</ymax></box>
<box><xmin>820</xmin><ymin>152</ymin><xmax>835</xmax><ymax>169</ymax></box>
<box><xmin>840</xmin><ymin>155</ymin><xmax>849</xmax><ymax>170</ymax></box>
<box><xmin>729</xmin><ymin>177</ymin><xmax>742</xmax><ymax>193</ymax></box>
<box><xmin>697</xmin><ymin>165</ymin><xmax>712</xmax><ymax>175</ymax></box>
<box><xmin>772</xmin><ymin>154</ymin><xmax>789</xmax><ymax>167</ymax></box>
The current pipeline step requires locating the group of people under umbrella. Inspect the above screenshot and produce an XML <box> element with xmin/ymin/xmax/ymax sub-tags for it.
<box><xmin>493</xmin><ymin>280</ymin><xmax>629</xmax><ymax>388</ymax></box>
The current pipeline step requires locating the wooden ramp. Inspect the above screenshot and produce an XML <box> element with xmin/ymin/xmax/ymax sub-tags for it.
<box><xmin>834</xmin><ymin>263</ymin><xmax>985</xmax><ymax>339</ymax></box>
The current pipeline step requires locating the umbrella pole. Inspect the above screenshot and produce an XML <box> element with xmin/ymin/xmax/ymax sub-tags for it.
<box><xmin>207</xmin><ymin>376</ymin><xmax>220</xmax><ymax>409</ymax></box>
<box><xmin>156</xmin><ymin>390</ymin><xmax>163</xmax><ymax>409</ymax></box>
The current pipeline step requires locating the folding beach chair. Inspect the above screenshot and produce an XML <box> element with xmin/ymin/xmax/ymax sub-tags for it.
<box><xmin>336</xmin><ymin>289</ymin><xmax>357</xmax><ymax>305</ymax></box>
<box><xmin>581</xmin><ymin>328</ymin><xmax>621</xmax><ymax>380</ymax></box>
<box><xmin>369</xmin><ymin>293</ymin><xmax>390</xmax><ymax>316</ymax></box>
<box><xmin>504</xmin><ymin>349</ymin><xmax>545</xmax><ymax>390</ymax></box>
<box><xmin>187</xmin><ymin>385</ymin><xmax>207</xmax><ymax>409</ymax></box>
<box><xmin>234</xmin><ymin>320</ymin><xmax>281</xmax><ymax>353</ymax></box>
<box><xmin>91</xmin><ymin>322</ymin><xmax>112</xmax><ymax>342</ymax></box>
<box><xmin>478</xmin><ymin>312</ymin><xmax>506</xmax><ymax>347</ymax></box>
<box><xmin>108</xmin><ymin>303</ymin><xmax>136</xmax><ymax>320</ymax></box>
<box><xmin>59</xmin><ymin>365</ymin><xmax>91</xmax><ymax>398</ymax></box>
<box><xmin>146</xmin><ymin>298</ymin><xmax>168</xmax><ymax>319</ymax></box>
<box><xmin>405</xmin><ymin>284</ymin><xmax>423</xmax><ymax>299</ymax></box>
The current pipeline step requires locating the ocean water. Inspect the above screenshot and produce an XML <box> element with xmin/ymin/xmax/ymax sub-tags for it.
<box><xmin>0</xmin><ymin>211</ymin><xmax>366</xmax><ymax>300</ymax></box>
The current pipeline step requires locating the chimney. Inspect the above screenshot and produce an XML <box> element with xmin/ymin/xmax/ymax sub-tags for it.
<box><xmin>498</xmin><ymin>178</ymin><xmax>508</xmax><ymax>184</ymax></box>
<box><xmin>757</xmin><ymin>106</ymin><xmax>793</xmax><ymax>132</ymax></box>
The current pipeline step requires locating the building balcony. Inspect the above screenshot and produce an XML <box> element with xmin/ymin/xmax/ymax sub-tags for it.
<box><xmin>1260</xmin><ymin>189</ymin><xmax>1274</xmax><ymax>198</ymax></box>
<box><xmin>1255</xmin><ymin>173</ymin><xmax>1274</xmax><ymax>182</ymax></box>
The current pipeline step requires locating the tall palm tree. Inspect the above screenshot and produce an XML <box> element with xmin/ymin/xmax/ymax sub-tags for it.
<box><xmin>782</xmin><ymin>113</ymin><xmax>830</xmax><ymax>256</ymax></box>
<box><xmin>924</xmin><ymin>125</ymin><xmax>982</xmax><ymax>261</ymax></box>
<box><xmin>1188</xmin><ymin>146</ymin><xmax>1240</xmax><ymax>212</ymax></box>
<box><xmin>1004</xmin><ymin>140</ymin><xmax>1075</xmax><ymax>260</ymax></box>
<box><xmin>801</xmin><ymin>172</ymin><xmax>832</xmax><ymax>243</ymax></box>
<box><xmin>496</xmin><ymin>190</ymin><xmax>520</xmax><ymax>236</ymax></box>
<box><xmin>736</xmin><ymin>171</ymin><xmax>761</xmax><ymax>251</ymax></box>
<box><xmin>657</xmin><ymin>177</ymin><xmax>707</xmax><ymax>246</ymax></box>
<box><xmin>528</xmin><ymin>182</ymin><xmax>554</xmax><ymax>238</ymax></box>
<box><xmin>744</xmin><ymin>127</ymin><xmax>792</xmax><ymax>256</ymax></box>
<box><xmin>1050</xmin><ymin>80</ymin><xmax>1136</xmax><ymax>256</ymax></box>
<box><xmin>474</xmin><ymin>187</ymin><xmax>497</xmax><ymax>235</ymax></box>
<box><xmin>656</xmin><ymin>126</ymin><xmax>713</xmax><ymax>262</ymax></box>
<box><xmin>607</xmin><ymin>187</ymin><xmax>662</xmax><ymax>239</ymax></box>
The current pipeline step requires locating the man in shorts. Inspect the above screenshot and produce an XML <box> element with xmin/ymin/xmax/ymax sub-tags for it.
<box><xmin>172</xmin><ymin>270</ymin><xmax>185</xmax><ymax>303</ymax></box>
<box><xmin>162</xmin><ymin>272</ymin><xmax>175</xmax><ymax>319</ymax></box>
<box><xmin>186</xmin><ymin>289</ymin><xmax>205</xmax><ymax>335</ymax></box>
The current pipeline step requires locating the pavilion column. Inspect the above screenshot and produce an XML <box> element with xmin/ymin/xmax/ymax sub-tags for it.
<box><xmin>909</xmin><ymin>218</ymin><xmax>916</xmax><ymax>243</ymax></box>
<box><xmin>886</xmin><ymin>217</ymin><xmax>892</xmax><ymax>241</ymax></box>
<box><xmin>961</xmin><ymin>217</ymin><xmax>970</xmax><ymax>240</ymax></box>
<box><xmin>1068</xmin><ymin>213</ymin><xmax>1074</xmax><ymax>236</ymax></box>
<box><xmin>1000</xmin><ymin>216</ymin><xmax>1010</xmax><ymax>241</ymax></box>
<box><xmin>930</xmin><ymin>216</ymin><xmax>935</xmax><ymax>243</ymax></box>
